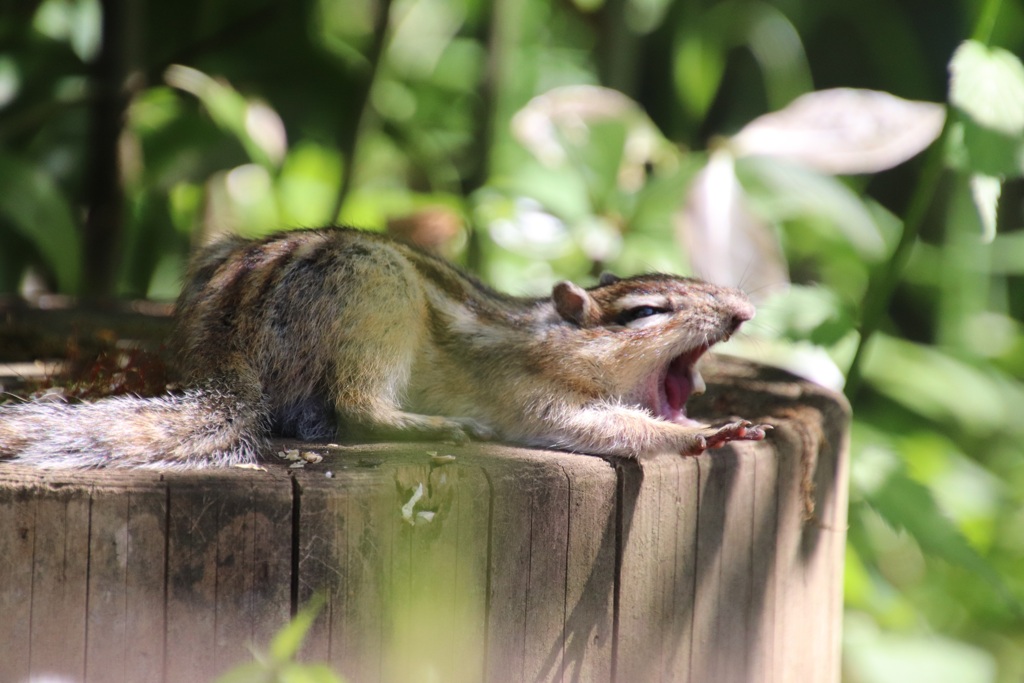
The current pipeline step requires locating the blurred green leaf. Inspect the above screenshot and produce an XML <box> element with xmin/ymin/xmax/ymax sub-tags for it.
<box><xmin>269</xmin><ymin>595</ymin><xmax>325</xmax><ymax>663</ymax></box>
<box><xmin>489</xmin><ymin>160</ymin><xmax>592</xmax><ymax>224</ymax></box>
<box><xmin>0</xmin><ymin>56</ymin><xmax>21</xmax><ymax>108</ymax></box>
<box><xmin>949</xmin><ymin>40</ymin><xmax>1024</xmax><ymax>137</ymax></box>
<box><xmin>277</xmin><ymin>142</ymin><xmax>344</xmax><ymax>226</ymax></box>
<box><xmin>279</xmin><ymin>662</ymin><xmax>346</xmax><ymax>683</ymax></box>
<box><xmin>566</xmin><ymin>119</ymin><xmax>627</xmax><ymax>210</ymax></box>
<box><xmin>626</xmin><ymin>0</ymin><xmax>672</xmax><ymax>33</ymax></box>
<box><xmin>989</xmin><ymin>231</ymin><xmax>1024</xmax><ymax>275</ymax></box>
<box><xmin>844</xmin><ymin>611</ymin><xmax>997</xmax><ymax>683</ymax></box>
<box><xmin>511</xmin><ymin>86</ymin><xmax>668</xmax><ymax>202</ymax></box>
<box><xmin>736</xmin><ymin>156</ymin><xmax>890</xmax><ymax>259</ymax></box>
<box><xmin>165</xmin><ymin>65</ymin><xmax>286</xmax><ymax>168</ymax></box>
<box><xmin>629</xmin><ymin>152</ymin><xmax>702</xmax><ymax>237</ymax></box>
<box><xmin>863</xmin><ymin>334</ymin><xmax>1024</xmax><ymax>438</ymax></box>
<box><xmin>0</xmin><ymin>154</ymin><xmax>81</xmax><ymax>293</ymax></box>
<box><xmin>741</xmin><ymin>4</ymin><xmax>812</xmax><ymax>110</ymax></box>
<box><xmin>867</xmin><ymin>469</ymin><xmax>1009</xmax><ymax>609</ymax></box>
<box><xmin>673</xmin><ymin>29</ymin><xmax>726</xmax><ymax>122</ymax></box>
<box><xmin>673</xmin><ymin>2</ymin><xmax>812</xmax><ymax>122</ymax></box>
<box><xmin>751</xmin><ymin>284</ymin><xmax>849</xmax><ymax>342</ymax></box>
<box><xmin>33</xmin><ymin>0</ymin><xmax>102</xmax><ymax>62</ymax></box>
<box><xmin>214</xmin><ymin>662</ymin><xmax>272</xmax><ymax>683</ymax></box>
<box><xmin>946</xmin><ymin>117</ymin><xmax>1024</xmax><ymax>178</ymax></box>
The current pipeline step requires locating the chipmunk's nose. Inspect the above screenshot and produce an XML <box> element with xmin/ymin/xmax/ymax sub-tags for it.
<box><xmin>728</xmin><ymin>301</ymin><xmax>755</xmax><ymax>335</ymax></box>
<box><xmin>733</xmin><ymin>300</ymin><xmax>755</xmax><ymax>324</ymax></box>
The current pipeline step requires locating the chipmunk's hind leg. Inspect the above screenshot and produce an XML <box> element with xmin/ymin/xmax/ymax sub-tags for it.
<box><xmin>331</xmin><ymin>337</ymin><xmax>492</xmax><ymax>443</ymax></box>
<box><xmin>326</xmin><ymin>260</ymin><xmax>492</xmax><ymax>444</ymax></box>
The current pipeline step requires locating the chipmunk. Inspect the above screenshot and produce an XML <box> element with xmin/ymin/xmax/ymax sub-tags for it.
<box><xmin>0</xmin><ymin>227</ymin><xmax>769</xmax><ymax>469</ymax></box>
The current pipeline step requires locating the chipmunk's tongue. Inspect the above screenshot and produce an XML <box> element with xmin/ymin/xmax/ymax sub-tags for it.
<box><xmin>661</xmin><ymin>347</ymin><xmax>708</xmax><ymax>422</ymax></box>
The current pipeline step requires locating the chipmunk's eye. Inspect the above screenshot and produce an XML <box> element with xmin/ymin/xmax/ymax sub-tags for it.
<box><xmin>617</xmin><ymin>306</ymin><xmax>669</xmax><ymax>325</ymax></box>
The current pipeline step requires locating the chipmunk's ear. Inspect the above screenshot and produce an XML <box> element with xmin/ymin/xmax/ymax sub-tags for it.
<box><xmin>553</xmin><ymin>281</ymin><xmax>600</xmax><ymax>326</ymax></box>
<box><xmin>598</xmin><ymin>271</ymin><xmax>621</xmax><ymax>286</ymax></box>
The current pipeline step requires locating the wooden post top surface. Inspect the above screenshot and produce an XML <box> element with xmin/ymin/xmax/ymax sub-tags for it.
<box><xmin>0</xmin><ymin>356</ymin><xmax>850</xmax><ymax>683</ymax></box>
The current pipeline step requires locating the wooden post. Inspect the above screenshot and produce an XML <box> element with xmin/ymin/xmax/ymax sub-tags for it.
<box><xmin>0</xmin><ymin>357</ymin><xmax>849</xmax><ymax>683</ymax></box>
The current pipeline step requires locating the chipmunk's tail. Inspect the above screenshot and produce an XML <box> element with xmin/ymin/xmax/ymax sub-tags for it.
<box><xmin>0</xmin><ymin>384</ymin><xmax>269</xmax><ymax>469</ymax></box>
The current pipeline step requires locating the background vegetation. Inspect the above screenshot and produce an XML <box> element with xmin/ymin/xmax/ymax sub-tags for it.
<box><xmin>2</xmin><ymin>0</ymin><xmax>1023</xmax><ymax>680</ymax></box>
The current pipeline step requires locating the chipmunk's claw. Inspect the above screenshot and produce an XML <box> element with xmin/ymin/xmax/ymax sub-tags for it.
<box><xmin>684</xmin><ymin>420</ymin><xmax>772</xmax><ymax>455</ymax></box>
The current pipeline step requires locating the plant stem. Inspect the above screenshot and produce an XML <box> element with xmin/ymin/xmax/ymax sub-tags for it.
<box><xmin>972</xmin><ymin>0</ymin><xmax>1002</xmax><ymax>44</ymax></box>
<box><xmin>460</xmin><ymin>0</ymin><xmax>522</xmax><ymax>273</ymax></box>
<box><xmin>330</xmin><ymin>0</ymin><xmax>395</xmax><ymax>223</ymax></box>
<box><xmin>844</xmin><ymin>113</ymin><xmax>952</xmax><ymax>401</ymax></box>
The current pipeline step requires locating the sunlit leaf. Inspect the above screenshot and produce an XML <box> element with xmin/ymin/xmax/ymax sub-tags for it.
<box><xmin>387</xmin><ymin>0</ymin><xmax>463</xmax><ymax>78</ymax></box>
<box><xmin>485</xmin><ymin>197</ymin><xmax>573</xmax><ymax>259</ymax></box>
<box><xmin>510</xmin><ymin>85</ymin><xmax>670</xmax><ymax>195</ymax></box>
<box><xmin>949</xmin><ymin>40</ymin><xmax>1024</xmax><ymax>137</ymax></box>
<box><xmin>969</xmin><ymin>173</ymin><xmax>1001</xmax><ymax>242</ymax></box>
<box><xmin>676</xmin><ymin>150</ymin><xmax>788</xmax><ymax>294</ymax></box>
<box><xmin>32</xmin><ymin>0</ymin><xmax>102</xmax><ymax>62</ymax></box>
<box><xmin>165</xmin><ymin>64</ymin><xmax>287</xmax><ymax>167</ymax></box>
<box><xmin>512</xmin><ymin>88</ymin><xmax>640</xmax><ymax>164</ymax></box>
<box><xmin>246</xmin><ymin>102</ymin><xmax>288</xmax><ymax>166</ymax></box>
<box><xmin>730</xmin><ymin>88</ymin><xmax>945</xmax><ymax>174</ymax></box>
<box><xmin>0</xmin><ymin>154</ymin><xmax>81</xmax><ymax>293</ymax></box>
<box><xmin>0</xmin><ymin>56</ymin><xmax>20</xmax><ymax>108</ymax></box>
<box><xmin>220</xmin><ymin>164</ymin><xmax>280</xmax><ymax>236</ymax></box>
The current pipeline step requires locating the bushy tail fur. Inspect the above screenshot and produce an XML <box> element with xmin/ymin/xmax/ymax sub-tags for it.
<box><xmin>0</xmin><ymin>384</ymin><xmax>268</xmax><ymax>469</ymax></box>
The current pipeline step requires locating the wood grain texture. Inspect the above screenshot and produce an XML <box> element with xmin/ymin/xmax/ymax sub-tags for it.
<box><xmin>84</xmin><ymin>481</ymin><xmax>167</xmax><ymax>683</ymax></box>
<box><xmin>29</xmin><ymin>487</ymin><xmax>90</xmax><ymax>679</ymax></box>
<box><xmin>0</xmin><ymin>357</ymin><xmax>849</xmax><ymax>683</ymax></box>
<box><xmin>0</xmin><ymin>478</ymin><xmax>36</xmax><ymax>683</ymax></box>
<box><xmin>163</xmin><ymin>470</ymin><xmax>293</xmax><ymax>683</ymax></box>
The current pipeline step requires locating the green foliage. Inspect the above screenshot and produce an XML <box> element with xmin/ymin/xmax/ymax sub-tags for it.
<box><xmin>215</xmin><ymin>595</ymin><xmax>347</xmax><ymax>683</ymax></box>
<box><xmin>3</xmin><ymin>0</ymin><xmax>1024</xmax><ymax>680</ymax></box>
<box><xmin>0</xmin><ymin>154</ymin><xmax>82</xmax><ymax>293</ymax></box>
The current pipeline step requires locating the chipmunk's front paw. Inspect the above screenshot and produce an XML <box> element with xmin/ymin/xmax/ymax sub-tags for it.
<box><xmin>683</xmin><ymin>421</ymin><xmax>772</xmax><ymax>455</ymax></box>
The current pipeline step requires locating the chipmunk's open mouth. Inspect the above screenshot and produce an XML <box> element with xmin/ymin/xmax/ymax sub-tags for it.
<box><xmin>653</xmin><ymin>344</ymin><xmax>710</xmax><ymax>425</ymax></box>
